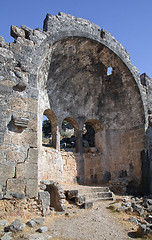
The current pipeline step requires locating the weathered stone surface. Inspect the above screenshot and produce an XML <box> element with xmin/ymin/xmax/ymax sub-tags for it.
<box><xmin>4</xmin><ymin>192</ymin><xmax>25</xmax><ymax>199</ymax></box>
<box><xmin>128</xmin><ymin>217</ymin><xmax>138</xmax><ymax>225</ymax></box>
<box><xmin>28</xmin><ymin>148</ymin><xmax>38</xmax><ymax>163</ymax></box>
<box><xmin>1</xmin><ymin>232</ymin><xmax>12</xmax><ymax>240</ymax></box>
<box><xmin>37</xmin><ymin>226</ymin><xmax>48</xmax><ymax>233</ymax></box>
<box><xmin>0</xmin><ymin>164</ymin><xmax>15</xmax><ymax>179</ymax></box>
<box><xmin>41</xmin><ymin>180</ymin><xmax>65</xmax><ymax>211</ymax></box>
<box><xmin>20</xmin><ymin>25</ymin><xmax>33</xmax><ymax>37</ymax></box>
<box><xmin>7</xmin><ymin>219</ymin><xmax>24</xmax><ymax>232</ymax></box>
<box><xmin>26</xmin><ymin>220</ymin><xmax>36</xmax><ymax>228</ymax></box>
<box><xmin>83</xmin><ymin>201</ymin><xmax>93</xmax><ymax>209</ymax></box>
<box><xmin>0</xmin><ymin>47</ymin><xmax>14</xmax><ymax>59</ymax></box>
<box><xmin>33</xmin><ymin>218</ymin><xmax>45</xmax><ymax>226</ymax></box>
<box><xmin>7</xmin><ymin>179</ymin><xmax>26</xmax><ymax>193</ymax></box>
<box><xmin>0</xmin><ymin>192</ymin><xmax>3</xmax><ymax>199</ymax></box>
<box><xmin>6</xmin><ymin>150</ymin><xmax>25</xmax><ymax>163</ymax></box>
<box><xmin>12</xmin><ymin>116</ymin><xmax>29</xmax><ymax>128</ymax></box>
<box><xmin>0</xmin><ymin>220</ymin><xmax>9</xmax><ymax>227</ymax></box>
<box><xmin>0</xmin><ymin>36</ymin><xmax>5</xmax><ymax>47</ymax></box>
<box><xmin>13</xmin><ymin>81</ymin><xmax>27</xmax><ymax>91</ymax></box>
<box><xmin>16</xmin><ymin>163</ymin><xmax>37</xmax><ymax>179</ymax></box>
<box><xmin>11</xmin><ymin>131</ymin><xmax>37</xmax><ymax>147</ymax></box>
<box><xmin>11</xmin><ymin>25</ymin><xmax>25</xmax><ymax>39</ymax></box>
<box><xmin>38</xmin><ymin>191</ymin><xmax>50</xmax><ymax>216</ymax></box>
<box><xmin>26</xmin><ymin>179</ymin><xmax>38</xmax><ymax>198</ymax></box>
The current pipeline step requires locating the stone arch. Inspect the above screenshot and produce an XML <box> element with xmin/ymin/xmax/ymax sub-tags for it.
<box><xmin>43</xmin><ymin>109</ymin><xmax>59</xmax><ymax>149</ymax></box>
<box><xmin>60</xmin><ymin>117</ymin><xmax>79</xmax><ymax>152</ymax></box>
<box><xmin>44</xmin><ymin>34</ymin><xmax>145</xmax><ymax>189</ymax></box>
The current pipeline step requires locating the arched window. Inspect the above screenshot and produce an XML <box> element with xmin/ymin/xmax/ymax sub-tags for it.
<box><xmin>42</xmin><ymin>109</ymin><xmax>58</xmax><ymax>149</ymax></box>
<box><xmin>60</xmin><ymin>117</ymin><xmax>79</xmax><ymax>152</ymax></box>
<box><xmin>42</xmin><ymin>115</ymin><xmax>52</xmax><ymax>147</ymax></box>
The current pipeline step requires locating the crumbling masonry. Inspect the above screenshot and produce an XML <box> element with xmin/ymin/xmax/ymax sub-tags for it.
<box><xmin>0</xmin><ymin>12</ymin><xmax>152</xmax><ymax>198</ymax></box>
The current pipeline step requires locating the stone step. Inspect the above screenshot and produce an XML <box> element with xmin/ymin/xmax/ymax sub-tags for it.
<box><xmin>83</xmin><ymin>192</ymin><xmax>113</xmax><ymax>200</ymax></box>
<box><xmin>78</xmin><ymin>187</ymin><xmax>110</xmax><ymax>194</ymax></box>
<box><xmin>62</xmin><ymin>184</ymin><xmax>114</xmax><ymax>204</ymax></box>
<box><xmin>87</xmin><ymin>197</ymin><xmax>113</xmax><ymax>202</ymax></box>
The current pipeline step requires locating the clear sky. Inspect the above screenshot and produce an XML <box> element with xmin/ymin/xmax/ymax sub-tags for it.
<box><xmin>0</xmin><ymin>0</ymin><xmax>152</xmax><ymax>78</ymax></box>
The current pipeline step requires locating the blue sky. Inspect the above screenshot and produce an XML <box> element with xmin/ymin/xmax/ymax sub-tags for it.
<box><xmin>0</xmin><ymin>0</ymin><xmax>152</xmax><ymax>78</ymax></box>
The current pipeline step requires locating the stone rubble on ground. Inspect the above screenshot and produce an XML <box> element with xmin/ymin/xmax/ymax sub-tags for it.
<box><xmin>6</xmin><ymin>219</ymin><xmax>25</xmax><ymax>232</ymax></box>
<box><xmin>108</xmin><ymin>195</ymin><xmax>152</xmax><ymax>237</ymax></box>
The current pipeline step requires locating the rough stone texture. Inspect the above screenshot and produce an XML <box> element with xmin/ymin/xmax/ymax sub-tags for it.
<box><xmin>1</xmin><ymin>232</ymin><xmax>12</xmax><ymax>240</ymax></box>
<box><xmin>7</xmin><ymin>219</ymin><xmax>24</xmax><ymax>232</ymax></box>
<box><xmin>26</xmin><ymin>220</ymin><xmax>36</xmax><ymax>228</ymax></box>
<box><xmin>38</xmin><ymin>191</ymin><xmax>50</xmax><ymax>216</ymax></box>
<box><xmin>41</xmin><ymin>180</ymin><xmax>65</xmax><ymax>211</ymax></box>
<box><xmin>0</xmin><ymin>220</ymin><xmax>9</xmax><ymax>227</ymax></box>
<box><xmin>37</xmin><ymin>226</ymin><xmax>48</xmax><ymax>233</ymax></box>
<box><xmin>0</xmin><ymin>12</ymin><xmax>152</xmax><ymax>197</ymax></box>
<box><xmin>11</xmin><ymin>25</ymin><xmax>25</xmax><ymax>39</ymax></box>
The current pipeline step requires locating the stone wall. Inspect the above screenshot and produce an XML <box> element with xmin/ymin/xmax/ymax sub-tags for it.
<box><xmin>84</xmin><ymin>127</ymin><xmax>145</xmax><ymax>187</ymax></box>
<box><xmin>39</xmin><ymin>147</ymin><xmax>78</xmax><ymax>185</ymax></box>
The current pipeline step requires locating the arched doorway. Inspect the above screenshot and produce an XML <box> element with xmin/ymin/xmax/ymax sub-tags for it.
<box><xmin>60</xmin><ymin>117</ymin><xmax>79</xmax><ymax>152</ymax></box>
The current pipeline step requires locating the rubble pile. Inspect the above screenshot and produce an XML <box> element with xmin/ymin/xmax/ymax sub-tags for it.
<box><xmin>109</xmin><ymin>195</ymin><xmax>152</xmax><ymax>237</ymax></box>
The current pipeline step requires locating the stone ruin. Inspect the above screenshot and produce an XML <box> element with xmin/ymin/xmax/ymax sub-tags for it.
<box><xmin>0</xmin><ymin>12</ymin><xmax>152</xmax><ymax>200</ymax></box>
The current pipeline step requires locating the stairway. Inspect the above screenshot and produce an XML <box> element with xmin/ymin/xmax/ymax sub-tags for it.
<box><xmin>78</xmin><ymin>186</ymin><xmax>113</xmax><ymax>202</ymax></box>
<box><xmin>63</xmin><ymin>184</ymin><xmax>113</xmax><ymax>207</ymax></box>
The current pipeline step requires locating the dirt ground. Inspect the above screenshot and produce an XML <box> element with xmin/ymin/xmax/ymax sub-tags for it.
<box><xmin>44</xmin><ymin>201</ymin><xmax>141</xmax><ymax>240</ymax></box>
<box><xmin>1</xmin><ymin>200</ymin><xmax>148</xmax><ymax>240</ymax></box>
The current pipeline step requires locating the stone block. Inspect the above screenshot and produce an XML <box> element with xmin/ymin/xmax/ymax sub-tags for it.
<box><xmin>20</xmin><ymin>25</ymin><xmax>33</xmax><ymax>38</ymax></box>
<box><xmin>28</xmin><ymin>116</ymin><xmax>37</xmax><ymax>132</ymax></box>
<box><xmin>16</xmin><ymin>162</ymin><xmax>38</xmax><ymax>179</ymax></box>
<box><xmin>26</xmin><ymin>179</ymin><xmax>38</xmax><ymax>198</ymax></box>
<box><xmin>28</xmin><ymin>148</ymin><xmax>38</xmax><ymax>163</ymax></box>
<box><xmin>37</xmin><ymin>226</ymin><xmax>48</xmax><ymax>233</ymax></box>
<box><xmin>4</xmin><ymin>192</ymin><xmax>25</xmax><ymax>199</ymax></box>
<box><xmin>12</xmin><ymin>116</ymin><xmax>29</xmax><ymax>128</ymax></box>
<box><xmin>11</xmin><ymin>131</ymin><xmax>37</xmax><ymax>148</ymax></box>
<box><xmin>11</xmin><ymin>25</ymin><xmax>25</xmax><ymax>39</ymax></box>
<box><xmin>38</xmin><ymin>191</ymin><xmax>50</xmax><ymax>216</ymax></box>
<box><xmin>6</xmin><ymin>150</ymin><xmax>25</xmax><ymax>163</ymax></box>
<box><xmin>33</xmin><ymin>217</ymin><xmax>45</xmax><ymax>226</ymax></box>
<box><xmin>1</xmin><ymin>232</ymin><xmax>12</xmax><ymax>240</ymax></box>
<box><xmin>8</xmin><ymin>219</ymin><xmax>25</xmax><ymax>232</ymax></box>
<box><xmin>7</xmin><ymin>179</ymin><xmax>26</xmax><ymax>193</ymax></box>
<box><xmin>26</xmin><ymin>220</ymin><xmax>36</xmax><ymax>228</ymax></box>
<box><xmin>83</xmin><ymin>201</ymin><xmax>93</xmax><ymax>209</ymax></box>
<box><xmin>0</xmin><ymin>163</ymin><xmax>15</xmax><ymax>179</ymax></box>
<box><xmin>0</xmin><ymin>220</ymin><xmax>9</xmax><ymax>227</ymax></box>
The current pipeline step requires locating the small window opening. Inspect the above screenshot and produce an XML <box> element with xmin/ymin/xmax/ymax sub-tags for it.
<box><xmin>107</xmin><ymin>67</ymin><xmax>113</xmax><ymax>76</ymax></box>
<box><xmin>42</xmin><ymin>115</ymin><xmax>52</xmax><ymax>147</ymax></box>
<box><xmin>60</xmin><ymin>119</ymin><xmax>76</xmax><ymax>151</ymax></box>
